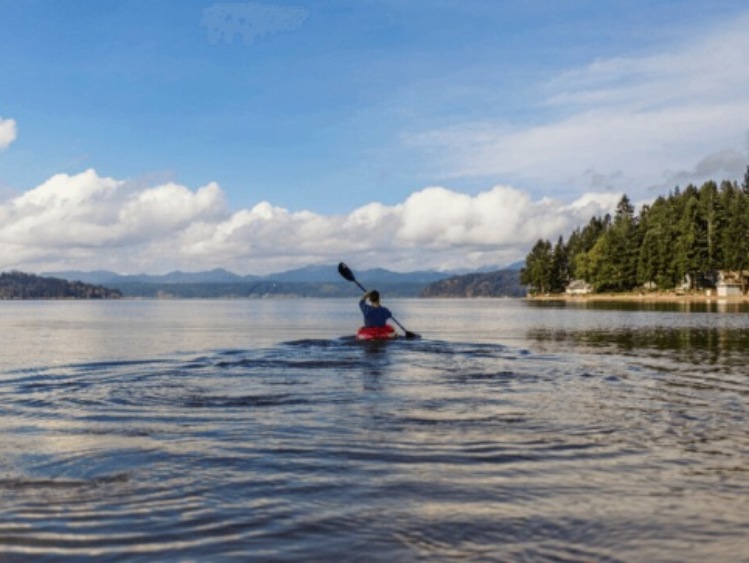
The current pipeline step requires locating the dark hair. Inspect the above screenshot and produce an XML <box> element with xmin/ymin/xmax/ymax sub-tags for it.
<box><xmin>369</xmin><ymin>290</ymin><xmax>380</xmax><ymax>303</ymax></box>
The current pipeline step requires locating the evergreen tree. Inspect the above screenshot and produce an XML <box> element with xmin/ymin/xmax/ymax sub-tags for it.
<box><xmin>566</xmin><ymin>215</ymin><xmax>608</xmax><ymax>280</ymax></box>
<box><xmin>651</xmin><ymin>195</ymin><xmax>681</xmax><ymax>288</ymax></box>
<box><xmin>586</xmin><ymin>234</ymin><xmax>615</xmax><ymax>291</ymax></box>
<box><xmin>550</xmin><ymin>236</ymin><xmax>569</xmax><ymax>293</ymax></box>
<box><xmin>591</xmin><ymin>194</ymin><xmax>637</xmax><ymax>291</ymax></box>
<box><xmin>520</xmin><ymin>239</ymin><xmax>553</xmax><ymax>294</ymax></box>
<box><xmin>720</xmin><ymin>180</ymin><xmax>749</xmax><ymax>290</ymax></box>
<box><xmin>636</xmin><ymin>204</ymin><xmax>659</xmax><ymax>287</ymax></box>
<box><xmin>521</xmin><ymin>167</ymin><xmax>749</xmax><ymax>295</ymax></box>
<box><xmin>675</xmin><ymin>189</ymin><xmax>705</xmax><ymax>289</ymax></box>
<box><xmin>698</xmin><ymin>181</ymin><xmax>722</xmax><ymax>272</ymax></box>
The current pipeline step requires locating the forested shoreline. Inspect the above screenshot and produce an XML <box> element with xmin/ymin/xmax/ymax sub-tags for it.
<box><xmin>0</xmin><ymin>271</ymin><xmax>122</xmax><ymax>299</ymax></box>
<box><xmin>521</xmin><ymin>168</ymin><xmax>749</xmax><ymax>295</ymax></box>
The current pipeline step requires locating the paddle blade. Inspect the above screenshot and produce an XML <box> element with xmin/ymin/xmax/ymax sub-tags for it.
<box><xmin>391</xmin><ymin>317</ymin><xmax>420</xmax><ymax>340</ymax></box>
<box><xmin>337</xmin><ymin>262</ymin><xmax>356</xmax><ymax>282</ymax></box>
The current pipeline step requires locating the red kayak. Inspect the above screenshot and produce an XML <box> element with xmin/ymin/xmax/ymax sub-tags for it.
<box><xmin>356</xmin><ymin>325</ymin><xmax>397</xmax><ymax>341</ymax></box>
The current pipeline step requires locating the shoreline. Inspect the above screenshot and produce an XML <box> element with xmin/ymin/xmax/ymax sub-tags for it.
<box><xmin>526</xmin><ymin>291</ymin><xmax>749</xmax><ymax>303</ymax></box>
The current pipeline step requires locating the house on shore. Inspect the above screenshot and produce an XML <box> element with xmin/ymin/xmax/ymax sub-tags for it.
<box><xmin>716</xmin><ymin>271</ymin><xmax>747</xmax><ymax>297</ymax></box>
<box><xmin>565</xmin><ymin>279</ymin><xmax>593</xmax><ymax>296</ymax></box>
<box><xmin>717</xmin><ymin>282</ymin><xmax>741</xmax><ymax>297</ymax></box>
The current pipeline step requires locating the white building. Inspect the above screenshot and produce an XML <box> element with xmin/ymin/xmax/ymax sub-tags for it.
<box><xmin>565</xmin><ymin>280</ymin><xmax>593</xmax><ymax>295</ymax></box>
<box><xmin>717</xmin><ymin>281</ymin><xmax>742</xmax><ymax>297</ymax></box>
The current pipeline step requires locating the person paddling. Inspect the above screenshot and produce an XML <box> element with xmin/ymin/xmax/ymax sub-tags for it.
<box><xmin>359</xmin><ymin>290</ymin><xmax>392</xmax><ymax>327</ymax></box>
<box><xmin>338</xmin><ymin>262</ymin><xmax>418</xmax><ymax>339</ymax></box>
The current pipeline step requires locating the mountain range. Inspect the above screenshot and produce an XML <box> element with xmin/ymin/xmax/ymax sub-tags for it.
<box><xmin>44</xmin><ymin>264</ymin><xmax>464</xmax><ymax>286</ymax></box>
<box><xmin>42</xmin><ymin>262</ymin><xmax>525</xmax><ymax>299</ymax></box>
<box><xmin>419</xmin><ymin>269</ymin><xmax>524</xmax><ymax>298</ymax></box>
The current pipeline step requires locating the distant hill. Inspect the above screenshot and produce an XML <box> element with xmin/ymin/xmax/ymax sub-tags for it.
<box><xmin>419</xmin><ymin>270</ymin><xmax>525</xmax><ymax>298</ymax></box>
<box><xmin>43</xmin><ymin>264</ymin><xmax>528</xmax><ymax>299</ymax></box>
<box><xmin>96</xmin><ymin>280</ymin><xmax>429</xmax><ymax>299</ymax></box>
<box><xmin>45</xmin><ymin>264</ymin><xmax>452</xmax><ymax>285</ymax></box>
<box><xmin>0</xmin><ymin>271</ymin><xmax>122</xmax><ymax>300</ymax></box>
<box><xmin>45</xmin><ymin>268</ymin><xmax>253</xmax><ymax>285</ymax></box>
<box><xmin>340</xmin><ymin>267</ymin><xmax>452</xmax><ymax>285</ymax></box>
<box><xmin>43</xmin><ymin>265</ymin><xmax>456</xmax><ymax>298</ymax></box>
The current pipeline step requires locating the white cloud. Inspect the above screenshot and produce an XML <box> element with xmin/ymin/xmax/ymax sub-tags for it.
<box><xmin>405</xmin><ymin>11</ymin><xmax>749</xmax><ymax>197</ymax></box>
<box><xmin>0</xmin><ymin>169</ymin><xmax>619</xmax><ymax>274</ymax></box>
<box><xmin>153</xmin><ymin>183</ymin><xmax>621</xmax><ymax>273</ymax></box>
<box><xmin>1</xmin><ymin>169</ymin><xmax>224</xmax><ymax>248</ymax></box>
<box><xmin>0</xmin><ymin>117</ymin><xmax>17</xmax><ymax>149</ymax></box>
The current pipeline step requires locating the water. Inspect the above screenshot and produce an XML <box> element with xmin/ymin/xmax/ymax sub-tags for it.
<box><xmin>1</xmin><ymin>299</ymin><xmax>748</xmax><ymax>561</ymax></box>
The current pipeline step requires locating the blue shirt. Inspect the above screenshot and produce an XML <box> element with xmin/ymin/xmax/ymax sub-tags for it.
<box><xmin>359</xmin><ymin>299</ymin><xmax>392</xmax><ymax>327</ymax></box>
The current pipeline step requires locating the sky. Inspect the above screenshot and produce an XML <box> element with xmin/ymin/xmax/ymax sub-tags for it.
<box><xmin>1</xmin><ymin>0</ymin><xmax>749</xmax><ymax>275</ymax></box>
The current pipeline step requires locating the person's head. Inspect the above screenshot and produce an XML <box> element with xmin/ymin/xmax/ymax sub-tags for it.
<box><xmin>369</xmin><ymin>290</ymin><xmax>380</xmax><ymax>304</ymax></box>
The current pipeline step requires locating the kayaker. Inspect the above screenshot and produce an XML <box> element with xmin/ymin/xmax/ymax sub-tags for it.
<box><xmin>359</xmin><ymin>290</ymin><xmax>392</xmax><ymax>327</ymax></box>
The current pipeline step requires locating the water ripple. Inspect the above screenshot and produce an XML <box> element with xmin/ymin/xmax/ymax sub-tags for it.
<box><xmin>1</xmin><ymin>335</ymin><xmax>748</xmax><ymax>560</ymax></box>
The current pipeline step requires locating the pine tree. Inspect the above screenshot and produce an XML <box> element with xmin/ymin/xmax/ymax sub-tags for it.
<box><xmin>550</xmin><ymin>236</ymin><xmax>569</xmax><ymax>293</ymax></box>
<box><xmin>720</xmin><ymin>180</ymin><xmax>749</xmax><ymax>291</ymax></box>
<box><xmin>604</xmin><ymin>194</ymin><xmax>638</xmax><ymax>291</ymax></box>
<box><xmin>521</xmin><ymin>166</ymin><xmax>749</xmax><ymax>295</ymax></box>
<box><xmin>675</xmin><ymin>195</ymin><xmax>703</xmax><ymax>289</ymax></box>
<box><xmin>520</xmin><ymin>239</ymin><xmax>553</xmax><ymax>294</ymax></box>
<box><xmin>636</xmin><ymin>204</ymin><xmax>658</xmax><ymax>287</ymax></box>
<box><xmin>698</xmin><ymin>181</ymin><xmax>722</xmax><ymax>272</ymax></box>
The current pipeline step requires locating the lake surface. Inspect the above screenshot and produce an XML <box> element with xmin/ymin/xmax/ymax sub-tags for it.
<box><xmin>1</xmin><ymin>298</ymin><xmax>748</xmax><ymax>561</ymax></box>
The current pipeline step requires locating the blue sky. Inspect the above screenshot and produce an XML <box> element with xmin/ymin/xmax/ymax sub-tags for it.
<box><xmin>1</xmin><ymin>0</ymin><xmax>749</xmax><ymax>274</ymax></box>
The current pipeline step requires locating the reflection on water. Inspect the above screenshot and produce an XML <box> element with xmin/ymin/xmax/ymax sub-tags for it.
<box><xmin>0</xmin><ymin>299</ymin><xmax>748</xmax><ymax>561</ymax></box>
<box><xmin>525</xmin><ymin>300</ymin><xmax>749</xmax><ymax>373</ymax></box>
<box><xmin>525</xmin><ymin>298</ymin><xmax>749</xmax><ymax>313</ymax></box>
<box><xmin>528</xmin><ymin>325</ymin><xmax>749</xmax><ymax>369</ymax></box>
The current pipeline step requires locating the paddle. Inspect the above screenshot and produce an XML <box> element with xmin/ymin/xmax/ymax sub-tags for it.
<box><xmin>338</xmin><ymin>262</ymin><xmax>419</xmax><ymax>339</ymax></box>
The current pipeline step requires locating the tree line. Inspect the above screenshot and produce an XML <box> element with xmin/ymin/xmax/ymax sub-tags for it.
<box><xmin>521</xmin><ymin>168</ymin><xmax>749</xmax><ymax>294</ymax></box>
<box><xmin>0</xmin><ymin>271</ymin><xmax>122</xmax><ymax>299</ymax></box>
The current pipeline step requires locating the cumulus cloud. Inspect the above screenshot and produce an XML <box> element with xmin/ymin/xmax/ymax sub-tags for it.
<box><xmin>0</xmin><ymin>117</ymin><xmax>17</xmax><ymax>149</ymax></box>
<box><xmin>0</xmin><ymin>169</ymin><xmax>226</xmax><ymax>272</ymax></box>
<box><xmin>0</xmin><ymin>169</ymin><xmax>619</xmax><ymax>274</ymax></box>
<box><xmin>2</xmin><ymin>169</ymin><xmax>224</xmax><ymax>248</ymax></box>
<box><xmin>406</xmin><ymin>12</ymin><xmax>749</xmax><ymax>198</ymax></box>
